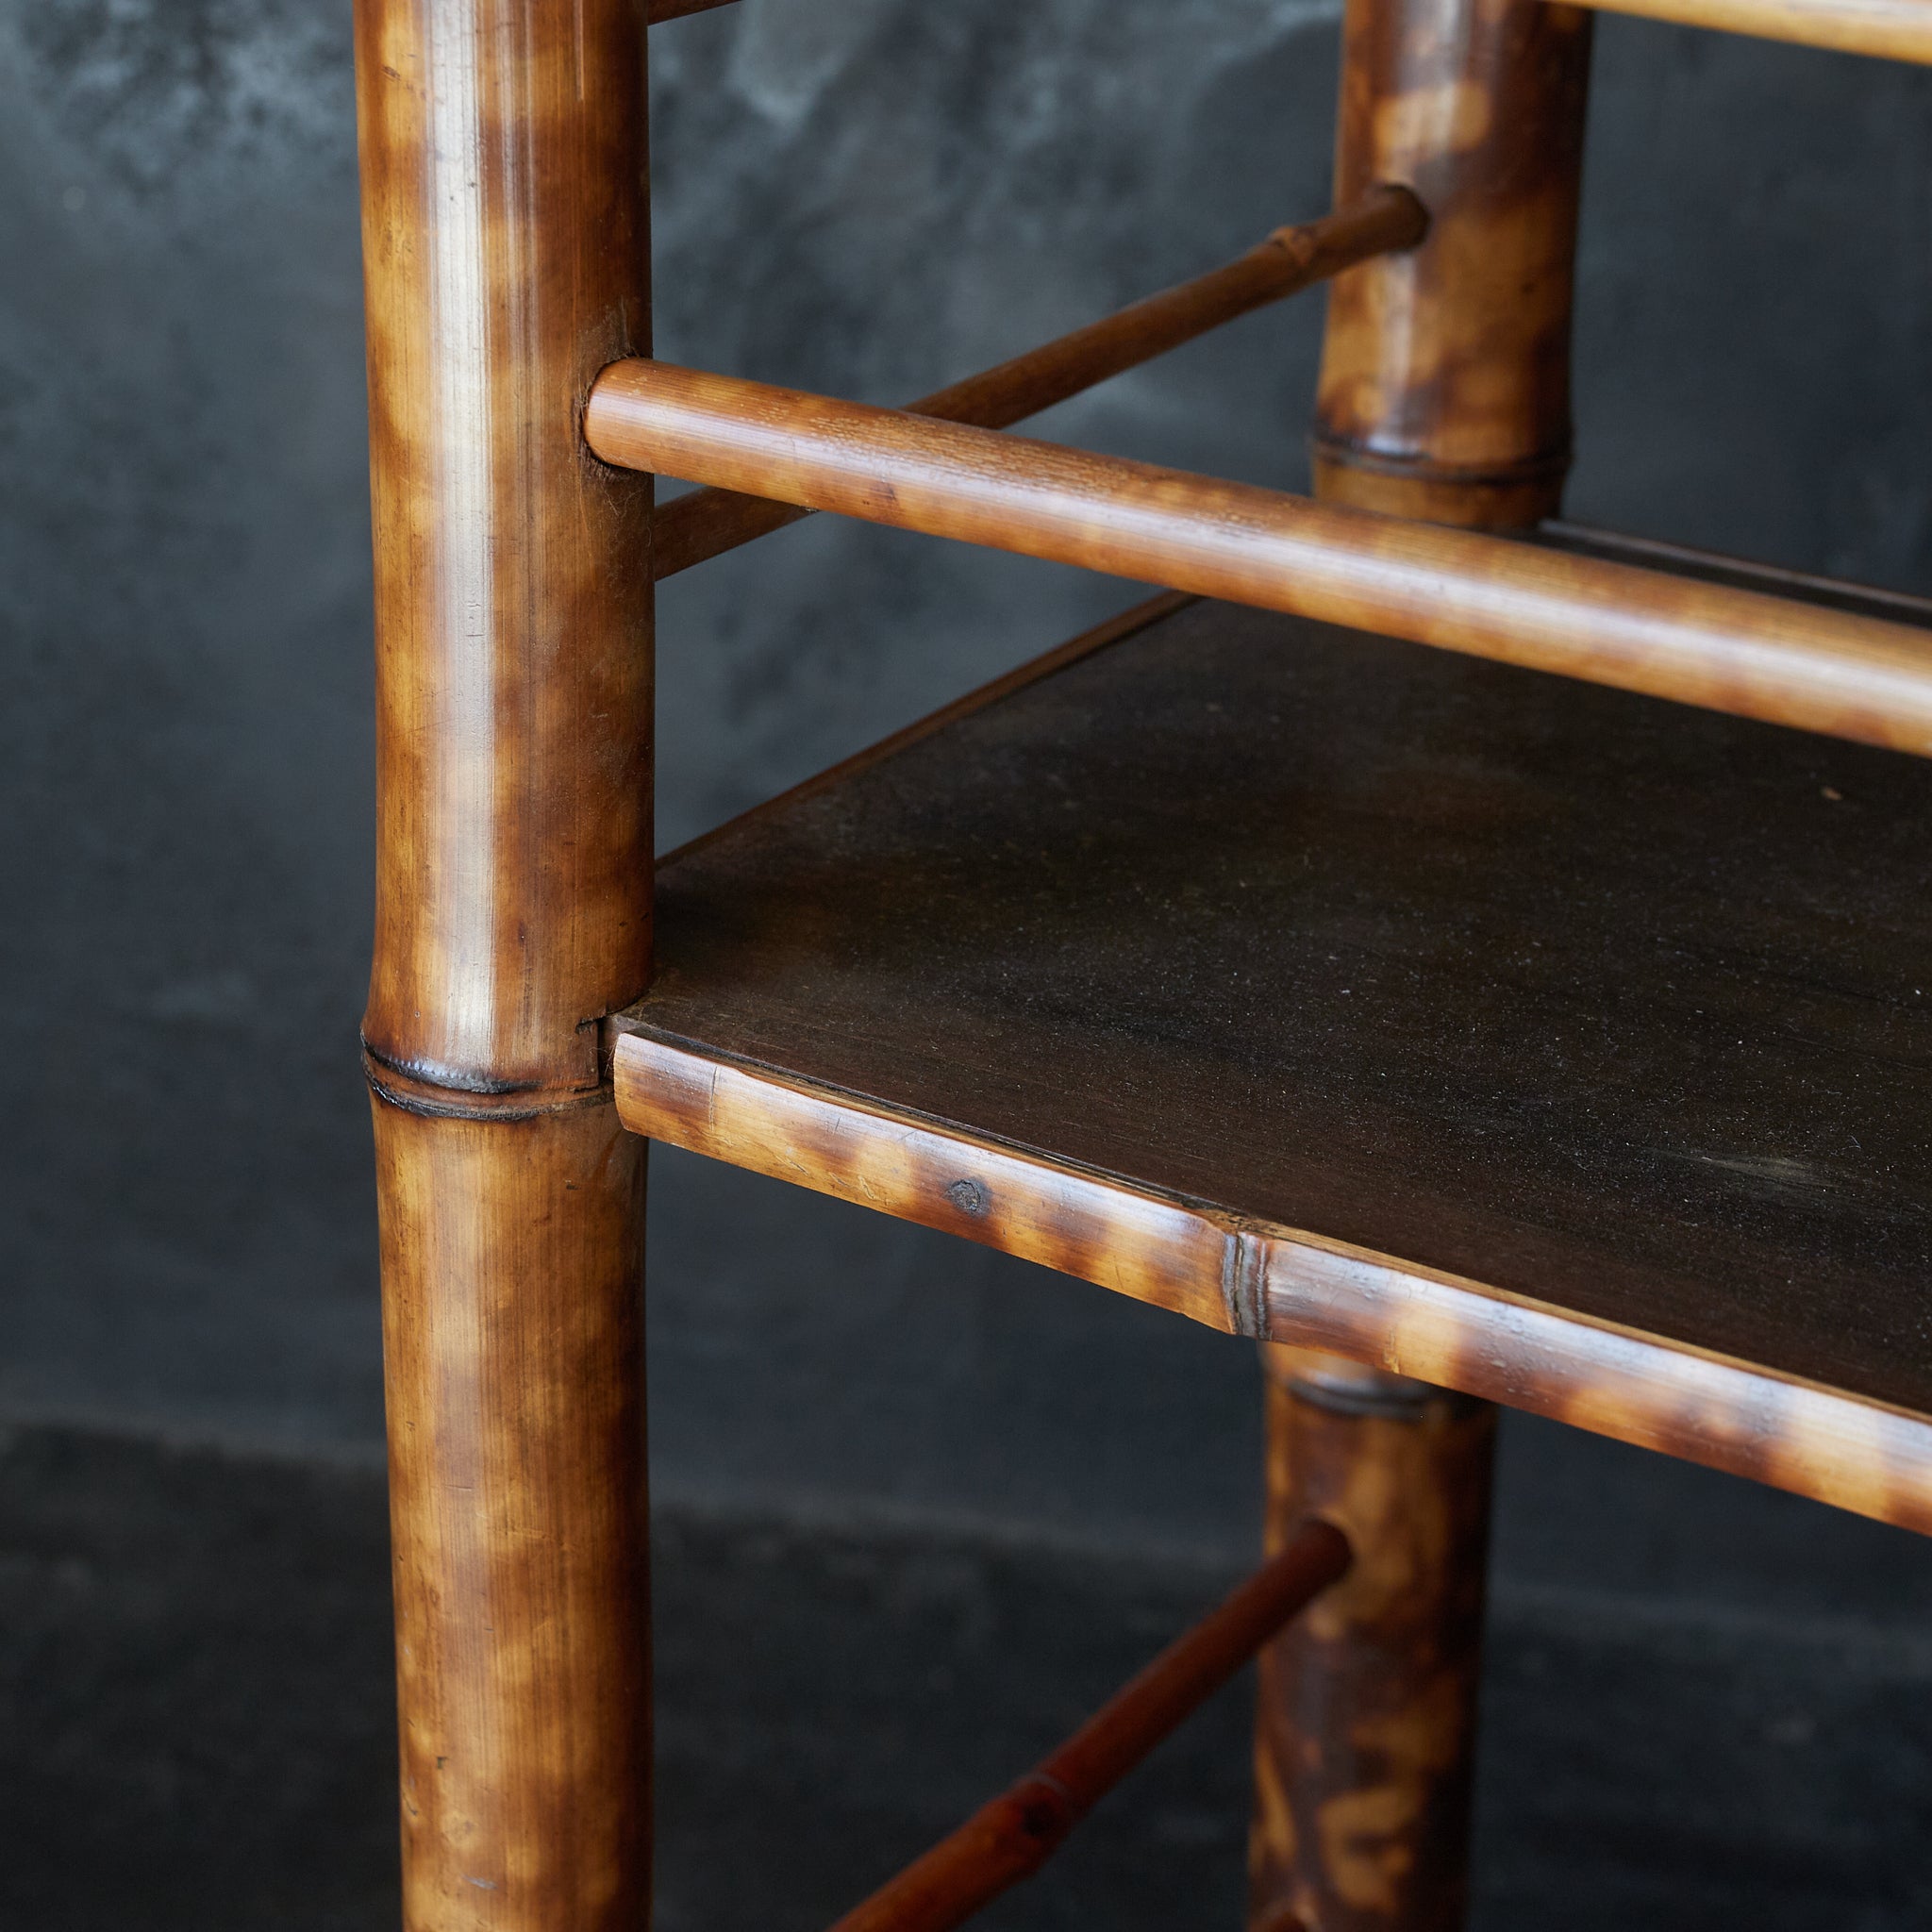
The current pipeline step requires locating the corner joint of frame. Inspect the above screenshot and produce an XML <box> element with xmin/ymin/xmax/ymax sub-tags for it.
<box><xmin>1220</xmin><ymin>1224</ymin><xmax>1270</xmax><ymax>1339</ymax></box>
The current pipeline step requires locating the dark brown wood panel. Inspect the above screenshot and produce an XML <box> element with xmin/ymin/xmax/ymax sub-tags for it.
<box><xmin>613</xmin><ymin>591</ymin><xmax>1932</xmax><ymax>1527</ymax></box>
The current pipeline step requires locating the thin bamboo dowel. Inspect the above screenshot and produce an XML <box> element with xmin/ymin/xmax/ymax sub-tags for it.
<box><xmin>586</xmin><ymin>359</ymin><xmax>1932</xmax><ymax>756</ymax></box>
<box><xmin>651</xmin><ymin>188</ymin><xmax>1425</xmax><ymax>579</ymax></box>
<box><xmin>648</xmin><ymin>0</ymin><xmax>741</xmax><ymax>22</ymax></box>
<box><xmin>1571</xmin><ymin>0</ymin><xmax>1932</xmax><ymax>64</ymax></box>
<box><xmin>824</xmin><ymin>1520</ymin><xmax>1351</xmax><ymax>1932</ymax></box>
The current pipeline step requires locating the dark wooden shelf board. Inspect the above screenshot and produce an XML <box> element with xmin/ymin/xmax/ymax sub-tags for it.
<box><xmin>612</xmin><ymin>571</ymin><xmax>1932</xmax><ymax>1534</ymax></box>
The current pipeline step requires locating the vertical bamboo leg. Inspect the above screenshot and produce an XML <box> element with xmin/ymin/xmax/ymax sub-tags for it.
<box><xmin>375</xmin><ymin>1105</ymin><xmax>650</xmax><ymax>1925</ymax></box>
<box><xmin>1247</xmin><ymin>1349</ymin><xmax>1495</xmax><ymax>1932</ymax></box>
<box><xmin>354</xmin><ymin>0</ymin><xmax>656</xmax><ymax>1925</ymax></box>
<box><xmin>1312</xmin><ymin>0</ymin><xmax>1595</xmax><ymax>530</ymax></box>
<box><xmin>1250</xmin><ymin>6</ymin><xmax>1591</xmax><ymax>1916</ymax></box>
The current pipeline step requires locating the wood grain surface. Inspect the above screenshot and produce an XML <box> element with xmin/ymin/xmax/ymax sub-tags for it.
<box><xmin>610</xmin><ymin>591</ymin><xmax>1932</xmax><ymax>1534</ymax></box>
<box><xmin>1314</xmin><ymin>0</ymin><xmax>1594</xmax><ymax>527</ymax></box>
<box><xmin>588</xmin><ymin>359</ymin><xmax>1932</xmax><ymax>756</ymax></box>
<box><xmin>653</xmin><ymin>188</ymin><xmax>1425</xmax><ymax>579</ymax></box>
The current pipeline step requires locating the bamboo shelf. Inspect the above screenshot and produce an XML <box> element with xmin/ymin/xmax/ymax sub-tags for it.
<box><xmin>345</xmin><ymin>0</ymin><xmax>1932</xmax><ymax>1915</ymax></box>
<box><xmin>610</xmin><ymin>549</ymin><xmax>1932</xmax><ymax>1537</ymax></box>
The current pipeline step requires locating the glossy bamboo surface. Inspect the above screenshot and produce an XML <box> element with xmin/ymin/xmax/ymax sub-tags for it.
<box><xmin>589</xmin><ymin>361</ymin><xmax>1932</xmax><ymax>755</ymax></box>
<box><xmin>1576</xmin><ymin>0</ymin><xmax>1932</xmax><ymax>60</ymax></box>
<box><xmin>653</xmin><ymin>188</ymin><xmax>1425</xmax><ymax>578</ymax></box>
<box><xmin>609</xmin><ymin>591</ymin><xmax>1932</xmax><ymax>1534</ymax></box>
<box><xmin>375</xmin><ymin>1102</ymin><xmax>650</xmax><ymax>1932</ymax></box>
<box><xmin>1249</xmin><ymin>1351</ymin><xmax>1492</xmax><ymax>1932</ymax></box>
<box><xmin>359</xmin><ymin>0</ymin><xmax>653</xmax><ymax>1102</ymax></box>
<box><xmin>355</xmin><ymin>0</ymin><xmax>655</xmax><ymax>1924</ymax></box>
<box><xmin>1314</xmin><ymin>0</ymin><xmax>1593</xmax><ymax>526</ymax></box>
<box><xmin>828</xmin><ymin>1522</ymin><xmax>1351</xmax><ymax>1932</ymax></box>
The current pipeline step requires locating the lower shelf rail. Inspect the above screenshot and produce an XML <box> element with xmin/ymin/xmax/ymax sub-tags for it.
<box><xmin>823</xmin><ymin>1517</ymin><xmax>1352</xmax><ymax>1932</ymax></box>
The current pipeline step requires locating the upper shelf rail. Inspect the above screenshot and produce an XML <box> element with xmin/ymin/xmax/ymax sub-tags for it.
<box><xmin>1570</xmin><ymin>0</ymin><xmax>1932</xmax><ymax>62</ymax></box>
<box><xmin>647</xmin><ymin>0</ymin><xmax>741</xmax><ymax>22</ymax></box>
<box><xmin>653</xmin><ymin>188</ymin><xmax>1424</xmax><ymax>579</ymax></box>
<box><xmin>589</xmin><ymin>360</ymin><xmax>1932</xmax><ymax>757</ymax></box>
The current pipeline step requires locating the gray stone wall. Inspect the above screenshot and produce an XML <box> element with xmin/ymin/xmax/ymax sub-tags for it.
<box><xmin>4</xmin><ymin>0</ymin><xmax>1931</xmax><ymax>1581</ymax></box>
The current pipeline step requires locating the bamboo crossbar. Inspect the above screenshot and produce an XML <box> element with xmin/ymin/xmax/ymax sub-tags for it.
<box><xmin>1568</xmin><ymin>0</ymin><xmax>1932</xmax><ymax>63</ymax></box>
<box><xmin>588</xmin><ymin>360</ymin><xmax>1932</xmax><ymax>756</ymax></box>
<box><xmin>651</xmin><ymin>188</ymin><xmax>1425</xmax><ymax>579</ymax></box>
<box><xmin>822</xmin><ymin>1520</ymin><xmax>1351</xmax><ymax>1932</ymax></box>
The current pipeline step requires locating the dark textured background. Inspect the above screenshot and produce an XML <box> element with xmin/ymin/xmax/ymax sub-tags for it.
<box><xmin>3</xmin><ymin>2</ymin><xmax>1932</xmax><ymax>1924</ymax></box>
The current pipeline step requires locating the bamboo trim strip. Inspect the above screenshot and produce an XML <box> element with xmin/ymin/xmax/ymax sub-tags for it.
<box><xmin>823</xmin><ymin>1521</ymin><xmax>1351</xmax><ymax>1932</ymax></box>
<box><xmin>588</xmin><ymin>360</ymin><xmax>1932</xmax><ymax>755</ymax></box>
<box><xmin>609</xmin><ymin>1038</ymin><xmax>1932</xmax><ymax>1537</ymax></box>
<box><xmin>650</xmin><ymin>188</ymin><xmax>1425</xmax><ymax>578</ymax></box>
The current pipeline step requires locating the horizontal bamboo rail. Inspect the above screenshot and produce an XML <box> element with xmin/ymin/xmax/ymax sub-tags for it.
<box><xmin>823</xmin><ymin>1520</ymin><xmax>1351</xmax><ymax>1932</ymax></box>
<box><xmin>587</xmin><ymin>360</ymin><xmax>1932</xmax><ymax>756</ymax></box>
<box><xmin>644</xmin><ymin>0</ymin><xmax>1932</xmax><ymax>60</ymax></box>
<box><xmin>652</xmin><ymin>0</ymin><xmax>1932</xmax><ymax>62</ymax></box>
<box><xmin>1571</xmin><ymin>0</ymin><xmax>1932</xmax><ymax>62</ymax></box>
<box><xmin>652</xmin><ymin>188</ymin><xmax>1425</xmax><ymax>579</ymax></box>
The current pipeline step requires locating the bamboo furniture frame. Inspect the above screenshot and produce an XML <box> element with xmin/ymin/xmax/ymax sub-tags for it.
<box><xmin>352</xmin><ymin>0</ymin><xmax>1932</xmax><ymax>1927</ymax></box>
